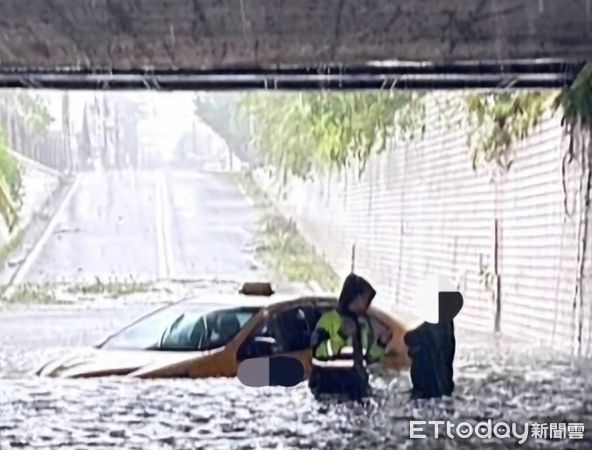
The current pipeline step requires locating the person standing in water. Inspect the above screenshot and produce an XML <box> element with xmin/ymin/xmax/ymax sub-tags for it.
<box><xmin>403</xmin><ymin>274</ymin><xmax>462</xmax><ymax>399</ymax></box>
<box><xmin>309</xmin><ymin>273</ymin><xmax>390</xmax><ymax>400</ymax></box>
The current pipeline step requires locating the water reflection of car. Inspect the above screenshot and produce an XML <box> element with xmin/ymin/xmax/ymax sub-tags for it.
<box><xmin>36</xmin><ymin>283</ymin><xmax>411</xmax><ymax>379</ymax></box>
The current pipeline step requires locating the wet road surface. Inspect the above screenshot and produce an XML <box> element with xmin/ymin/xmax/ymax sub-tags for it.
<box><xmin>166</xmin><ymin>171</ymin><xmax>258</xmax><ymax>279</ymax></box>
<box><xmin>2</xmin><ymin>169</ymin><xmax>592</xmax><ymax>449</ymax></box>
<box><xmin>23</xmin><ymin>170</ymin><xmax>261</xmax><ymax>283</ymax></box>
<box><xmin>1</xmin><ymin>299</ymin><xmax>592</xmax><ymax>449</ymax></box>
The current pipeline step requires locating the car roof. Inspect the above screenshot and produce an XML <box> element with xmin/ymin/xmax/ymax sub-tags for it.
<box><xmin>179</xmin><ymin>292</ymin><xmax>338</xmax><ymax>310</ymax></box>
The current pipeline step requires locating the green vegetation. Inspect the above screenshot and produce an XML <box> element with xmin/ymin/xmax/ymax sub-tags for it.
<box><xmin>0</xmin><ymin>92</ymin><xmax>53</xmax><ymax>228</ymax></box>
<box><xmin>235</xmin><ymin>171</ymin><xmax>339</xmax><ymax>290</ymax></box>
<box><xmin>195</xmin><ymin>90</ymin><xmax>581</xmax><ymax>178</ymax></box>
<box><xmin>5</xmin><ymin>283</ymin><xmax>60</xmax><ymax>304</ymax></box>
<box><xmin>65</xmin><ymin>277</ymin><xmax>150</xmax><ymax>298</ymax></box>
<box><xmin>0</xmin><ymin>130</ymin><xmax>21</xmax><ymax>230</ymax></box>
<box><xmin>465</xmin><ymin>92</ymin><xmax>552</xmax><ymax>171</ymax></box>
<box><xmin>237</xmin><ymin>171</ymin><xmax>269</xmax><ymax>206</ymax></box>
<box><xmin>0</xmin><ymin>229</ymin><xmax>24</xmax><ymax>264</ymax></box>
<box><xmin>3</xmin><ymin>278</ymin><xmax>151</xmax><ymax>305</ymax></box>
<box><xmin>554</xmin><ymin>63</ymin><xmax>592</xmax><ymax>217</ymax></box>
<box><xmin>555</xmin><ymin>63</ymin><xmax>592</xmax><ymax>136</ymax></box>
<box><xmin>192</xmin><ymin>70</ymin><xmax>592</xmax><ymax>180</ymax></box>
<box><xmin>0</xmin><ymin>91</ymin><xmax>53</xmax><ymax>140</ymax></box>
<box><xmin>242</xmin><ymin>92</ymin><xmax>424</xmax><ymax>180</ymax></box>
<box><xmin>255</xmin><ymin>212</ymin><xmax>340</xmax><ymax>291</ymax></box>
<box><xmin>553</xmin><ymin>63</ymin><xmax>592</xmax><ymax>349</ymax></box>
<box><xmin>194</xmin><ymin>93</ymin><xmax>254</xmax><ymax>163</ymax></box>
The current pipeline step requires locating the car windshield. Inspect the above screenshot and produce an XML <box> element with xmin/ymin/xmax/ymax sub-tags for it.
<box><xmin>100</xmin><ymin>302</ymin><xmax>259</xmax><ymax>351</ymax></box>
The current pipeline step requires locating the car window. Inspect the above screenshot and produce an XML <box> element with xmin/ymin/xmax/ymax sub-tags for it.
<box><xmin>159</xmin><ymin>309</ymin><xmax>256</xmax><ymax>351</ymax></box>
<box><xmin>303</xmin><ymin>304</ymin><xmax>330</xmax><ymax>330</ymax></box>
<box><xmin>237</xmin><ymin>306</ymin><xmax>313</xmax><ymax>360</ymax></box>
<box><xmin>100</xmin><ymin>303</ymin><xmax>195</xmax><ymax>350</ymax></box>
<box><xmin>236</xmin><ymin>314</ymin><xmax>282</xmax><ymax>361</ymax></box>
<box><xmin>100</xmin><ymin>302</ymin><xmax>258</xmax><ymax>350</ymax></box>
<box><xmin>274</xmin><ymin>307</ymin><xmax>313</xmax><ymax>352</ymax></box>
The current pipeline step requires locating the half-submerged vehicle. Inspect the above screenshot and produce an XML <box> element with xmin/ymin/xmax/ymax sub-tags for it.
<box><xmin>36</xmin><ymin>282</ymin><xmax>411</xmax><ymax>379</ymax></box>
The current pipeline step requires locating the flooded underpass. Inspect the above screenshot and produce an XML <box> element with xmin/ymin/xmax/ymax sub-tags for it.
<box><xmin>1</xmin><ymin>297</ymin><xmax>591</xmax><ymax>449</ymax></box>
<box><xmin>0</xmin><ymin>90</ymin><xmax>591</xmax><ymax>449</ymax></box>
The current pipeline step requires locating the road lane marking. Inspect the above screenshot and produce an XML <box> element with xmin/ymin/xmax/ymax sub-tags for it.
<box><xmin>155</xmin><ymin>171</ymin><xmax>175</xmax><ymax>279</ymax></box>
<box><xmin>155</xmin><ymin>172</ymin><xmax>166</xmax><ymax>278</ymax></box>
<box><xmin>3</xmin><ymin>176</ymin><xmax>80</xmax><ymax>299</ymax></box>
<box><xmin>155</xmin><ymin>171</ymin><xmax>168</xmax><ymax>278</ymax></box>
<box><xmin>161</xmin><ymin>172</ymin><xmax>176</xmax><ymax>278</ymax></box>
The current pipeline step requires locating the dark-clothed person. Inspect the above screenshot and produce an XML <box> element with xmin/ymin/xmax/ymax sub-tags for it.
<box><xmin>404</xmin><ymin>301</ymin><xmax>457</xmax><ymax>399</ymax></box>
<box><xmin>308</xmin><ymin>273</ymin><xmax>388</xmax><ymax>401</ymax></box>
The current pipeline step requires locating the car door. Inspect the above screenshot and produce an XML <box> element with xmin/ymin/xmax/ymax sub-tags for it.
<box><xmin>236</xmin><ymin>305</ymin><xmax>316</xmax><ymax>376</ymax></box>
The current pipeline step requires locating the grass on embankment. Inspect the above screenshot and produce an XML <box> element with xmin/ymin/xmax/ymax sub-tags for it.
<box><xmin>3</xmin><ymin>278</ymin><xmax>151</xmax><ymax>305</ymax></box>
<box><xmin>3</xmin><ymin>282</ymin><xmax>62</xmax><ymax>305</ymax></box>
<box><xmin>0</xmin><ymin>229</ymin><xmax>25</xmax><ymax>265</ymax></box>
<box><xmin>255</xmin><ymin>213</ymin><xmax>340</xmax><ymax>291</ymax></box>
<box><xmin>236</xmin><ymin>171</ymin><xmax>340</xmax><ymax>292</ymax></box>
<box><xmin>0</xmin><ymin>176</ymin><xmax>72</xmax><ymax>273</ymax></box>
<box><xmin>64</xmin><ymin>277</ymin><xmax>150</xmax><ymax>297</ymax></box>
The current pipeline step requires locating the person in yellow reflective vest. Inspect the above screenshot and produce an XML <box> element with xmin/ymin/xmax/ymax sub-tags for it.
<box><xmin>308</xmin><ymin>273</ymin><xmax>390</xmax><ymax>400</ymax></box>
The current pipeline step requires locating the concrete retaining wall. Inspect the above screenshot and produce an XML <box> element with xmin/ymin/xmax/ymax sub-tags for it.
<box><xmin>0</xmin><ymin>152</ymin><xmax>62</xmax><ymax>248</ymax></box>
<box><xmin>252</xmin><ymin>94</ymin><xmax>592</xmax><ymax>353</ymax></box>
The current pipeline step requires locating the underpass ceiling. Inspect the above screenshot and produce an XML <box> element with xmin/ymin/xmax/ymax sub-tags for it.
<box><xmin>0</xmin><ymin>0</ymin><xmax>589</xmax><ymax>89</ymax></box>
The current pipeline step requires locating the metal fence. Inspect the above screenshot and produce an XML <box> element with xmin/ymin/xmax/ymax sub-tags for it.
<box><xmin>1</xmin><ymin>112</ymin><xmax>70</xmax><ymax>172</ymax></box>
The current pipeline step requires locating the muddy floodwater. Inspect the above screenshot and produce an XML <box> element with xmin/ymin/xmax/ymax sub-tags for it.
<box><xmin>1</xmin><ymin>299</ymin><xmax>591</xmax><ymax>450</ymax></box>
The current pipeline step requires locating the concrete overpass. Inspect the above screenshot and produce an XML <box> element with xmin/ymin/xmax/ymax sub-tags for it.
<box><xmin>0</xmin><ymin>0</ymin><xmax>590</xmax><ymax>89</ymax></box>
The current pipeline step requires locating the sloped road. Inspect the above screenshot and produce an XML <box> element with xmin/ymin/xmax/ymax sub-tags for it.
<box><xmin>21</xmin><ymin>169</ymin><xmax>262</xmax><ymax>283</ymax></box>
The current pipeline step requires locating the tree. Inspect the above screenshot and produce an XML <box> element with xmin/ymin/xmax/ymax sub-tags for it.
<box><xmin>193</xmin><ymin>93</ymin><xmax>256</xmax><ymax>165</ymax></box>
<box><xmin>465</xmin><ymin>92</ymin><xmax>552</xmax><ymax>171</ymax></box>
<box><xmin>0</xmin><ymin>91</ymin><xmax>53</xmax><ymax>224</ymax></box>
<box><xmin>0</xmin><ymin>129</ymin><xmax>20</xmax><ymax>230</ymax></box>
<box><xmin>79</xmin><ymin>105</ymin><xmax>93</xmax><ymax>169</ymax></box>
<box><xmin>241</xmin><ymin>91</ymin><xmax>424</xmax><ymax>180</ymax></box>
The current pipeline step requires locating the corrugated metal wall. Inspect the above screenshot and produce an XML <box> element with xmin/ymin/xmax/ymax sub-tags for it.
<box><xmin>253</xmin><ymin>94</ymin><xmax>592</xmax><ymax>353</ymax></box>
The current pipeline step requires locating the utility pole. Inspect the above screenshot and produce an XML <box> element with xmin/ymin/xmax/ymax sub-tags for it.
<box><xmin>192</xmin><ymin>119</ymin><xmax>197</xmax><ymax>154</ymax></box>
<box><xmin>114</xmin><ymin>104</ymin><xmax>121</xmax><ymax>170</ymax></box>
<box><xmin>62</xmin><ymin>92</ymin><xmax>75</xmax><ymax>173</ymax></box>
<box><xmin>102</xmin><ymin>94</ymin><xmax>110</xmax><ymax>170</ymax></box>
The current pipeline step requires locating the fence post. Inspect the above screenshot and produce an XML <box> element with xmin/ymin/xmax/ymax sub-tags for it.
<box><xmin>494</xmin><ymin>218</ymin><xmax>502</xmax><ymax>334</ymax></box>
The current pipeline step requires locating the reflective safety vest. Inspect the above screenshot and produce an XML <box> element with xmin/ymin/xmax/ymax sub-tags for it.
<box><xmin>311</xmin><ymin>310</ymin><xmax>385</xmax><ymax>369</ymax></box>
